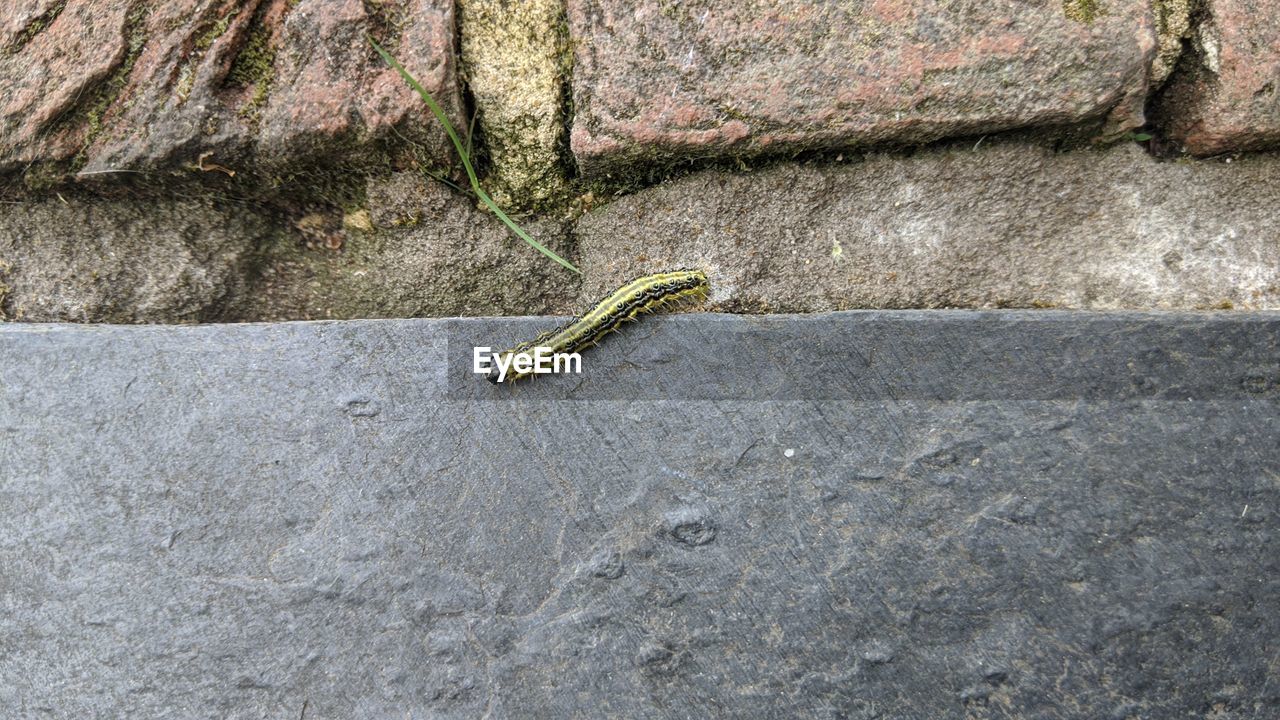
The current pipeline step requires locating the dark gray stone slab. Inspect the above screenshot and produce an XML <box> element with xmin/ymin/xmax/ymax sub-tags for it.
<box><xmin>1</xmin><ymin>312</ymin><xmax>1277</xmax><ymax>719</ymax></box>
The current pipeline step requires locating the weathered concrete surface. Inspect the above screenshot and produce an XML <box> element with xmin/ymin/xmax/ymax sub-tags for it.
<box><xmin>225</xmin><ymin>173</ymin><xmax>578</xmax><ymax>322</ymax></box>
<box><xmin>3</xmin><ymin>143</ymin><xmax>1280</xmax><ymax>322</ymax></box>
<box><xmin>459</xmin><ymin>0</ymin><xmax>569</xmax><ymax>209</ymax></box>
<box><xmin>576</xmin><ymin>142</ymin><xmax>1280</xmax><ymax>311</ymax></box>
<box><xmin>1156</xmin><ymin>0</ymin><xmax>1280</xmax><ymax>155</ymax></box>
<box><xmin>0</xmin><ymin>173</ymin><xmax>579</xmax><ymax>324</ymax></box>
<box><xmin>567</xmin><ymin>0</ymin><xmax>1155</xmax><ymax>175</ymax></box>
<box><xmin>2</xmin><ymin>313</ymin><xmax>1278</xmax><ymax>718</ymax></box>
<box><xmin>0</xmin><ymin>0</ymin><xmax>461</xmax><ymax>182</ymax></box>
<box><xmin>0</xmin><ymin>195</ymin><xmax>277</xmax><ymax>323</ymax></box>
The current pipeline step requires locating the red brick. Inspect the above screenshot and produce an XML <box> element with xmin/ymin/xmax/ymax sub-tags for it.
<box><xmin>1158</xmin><ymin>0</ymin><xmax>1280</xmax><ymax>155</ymax></box>
<box><xmin>568</xmin><ymin>0</ymin><xmax>1156</xmax><ymax>174</ymax></box>
<box><xmin>0</xmin><ymin>0</ymin><xmax>461</xmax><ymax>179</ymax></box>
<box><xmin>1</xmin><ymin>1</ymin><xmax>132</xmax><ymax>166</ymax></box>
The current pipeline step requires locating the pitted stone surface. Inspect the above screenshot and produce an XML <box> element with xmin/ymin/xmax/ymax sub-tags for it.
<box><xmin>0</xmin><ymin>195</ymin><xmax>274</xmax><ymax>323</ymax></box>
<box><xmin>226</xmin><ymin>172</ymin><xmax>578</xmax><ymax>322</ymax></box>
<box><xmin>2</xmin><ymin>313</ymin><xmax>1278</xmax><ymax>718</ymax></box>
<box><xmin>574</xmin><ymin>142</ymin><xmax>1280</xmax><ymax>311</ymax></box>
<box><xmin>458</xmin><ymin>0</ymin><xmax>569</xmax><ymax>209</ymax></box>
<box><xmin>0</xmin><ymin>174</ymin><xmax>578</xmax><ymax>324</ymax></box>
<box><xmin>1156</xmin><ymin>0</ymin><xmax>1280</xmax><ymax>155</ymax></box>
<box><xmin>0</xmin><ymin>0</ymin><xmax>460</xmax><ymax>179</ymax></box>
<box><xmin>567</xmin><ymin>0</ymin><xmax>1155</xmax><ymax>174</ymax></box>
<box><xmin>5</xmin><ymin>143</ymin><xmax>1280</xmax><ymax>322</ymax></box>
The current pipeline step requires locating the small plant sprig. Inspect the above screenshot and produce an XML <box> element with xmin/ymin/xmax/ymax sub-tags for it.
<box><xmin>370</xmin><ymin>37</ymin><xmax>580</xmax><ymax>275</ymax></box>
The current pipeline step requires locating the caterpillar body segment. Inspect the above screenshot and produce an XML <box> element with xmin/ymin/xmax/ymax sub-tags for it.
<box><xmin>487</xmin><ymin>269</ymin><xmax>710</xmax><ymax>383</ymax></box>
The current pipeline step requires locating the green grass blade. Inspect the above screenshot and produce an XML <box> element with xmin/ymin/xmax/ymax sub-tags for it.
<box><xmin>370</xmin><ymin>37</ymin><xmax>581</xmax><ymax>275</ymax></box>
<box><xmin>466</xmin><ymin>113</ymin><xmax>477</xmax><ymax>160</ymax></box>
<box><xmin>423</xmin><ymin>169</ymin><xmax>468</xmax><ymax>195</ymax></box>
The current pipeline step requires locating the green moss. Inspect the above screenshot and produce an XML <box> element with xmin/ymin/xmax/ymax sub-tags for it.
<box><xmin>66</xmin><ymin>4</ymin><xmax>151</xmax><ymax>170</ymax></box>
<box><xmin>175</xmin><ymin>63</ymin><xmax>196</xmax><ymax>103</ymax></box>
<box><xmin>5</xmin><ymin>0</ymin><xmax>67</xmax><ymax>54</ymax></box>
<box><xmin>227</xmin><ymin>25</ymin><xmax>273</xmax><ymax>87</ymax></box>
<box><xmin>238</xmin><ymin>80</ymin><xmax>272</xmax><ymax>126</ymax></box>
<box><xmin>1063</xmin><ymin>0</ymin><xmax>1104</xmax><ymax>23</ymax></box>
<box><xmin>226</xmin><ymin>9</ymin><xmax>277</xmax><ymax>128</ymax></box>
<box><xmin>196</xmin><ymin>8</ymin><xmax>238</xmax><ymax>50</ymax></box>
<box><xmin>171</xmin><ymin>9</ymin><xmax>241</xmax><ymax>107</ymax></box>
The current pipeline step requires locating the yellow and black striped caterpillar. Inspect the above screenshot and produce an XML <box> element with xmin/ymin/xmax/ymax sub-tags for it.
<box><xmin>487</xmin><ymin>269</ymin><xmax>711</xmax><ymax>383</ymax></box>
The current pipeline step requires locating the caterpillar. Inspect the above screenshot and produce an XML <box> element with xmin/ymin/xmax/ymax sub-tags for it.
<box><xmin>487</xmin><ymin>269</ymin><xmax>711</xmax><ymax>383</ymax></box>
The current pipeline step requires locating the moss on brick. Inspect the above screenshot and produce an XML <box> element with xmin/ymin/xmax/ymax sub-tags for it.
<box><xmin>62</xmin><ymin>4</ymin><xmax>152</xmax><ymax>174</ymax></box>
<box><xmin>1062</xmin><ymin>0</ymin><xmax>1104</xmax><ymax>23</ymax></box>
<box><xmin>226</xmin><ymin>4</ymin><xmax>278</xmax><ymax>128</ymax></box>
<box><xmin>196</xmin><ymin>8</ymin><xmax>239</xmax><ymax>50</ymax></box>
<box><xmin>4</xmin><ymin>0</ymin><xmax>68</xmax><ymax>54</ymax></box>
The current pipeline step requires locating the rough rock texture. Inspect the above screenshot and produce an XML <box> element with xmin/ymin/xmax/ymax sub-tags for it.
<box><xmin>567</xmin><ymin>0</ymin><xmax>1155</xmax><ymax>175</ymax></box>
<box><xmin>1151</xmin><ymin>0</ymin><xmax>1196</xmax><ymax>88</ymax></box>
<box><xmin>4</xmin><ymin>142</ymin><xmax>1280</xmax><ymax>322</ymax></box>
<box><xmin>459</xmin><ymin>0</ymin><xmax>569</xmax><ymax>209</ymax></box>
<box><xmin>0</xmin><ymin>195</ymin><xmax>277</xmax><ymax>322</ymax></box>
<box><xmin>2</xmin><ymin>313</ymin><xmax>1278</xmax><ymax>717</ymax></box>
<box><xmin>225</xmin><ymin>173</ymin><xmax>578</xmax><ymax>321</ymax></box>
<box><xmin>0</xmin><ymin>0</ymin><xmax>461</xmax><ymax>182</ymax></box>
<box><xmin>1156</xmin><ymin>0</ymin><xmax>1280</xmax><ymax>155</ymax></box>
<box><xmin>575</xmin><ymin>142</ymin><xmax>1280</xmax><ymax>311</ymax></box>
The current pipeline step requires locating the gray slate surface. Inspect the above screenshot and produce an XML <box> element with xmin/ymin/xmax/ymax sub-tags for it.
<box><xmin>1</xmin><ymin>312</ymin><xmax>1278</xmax><ymax>719</ymax></box>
